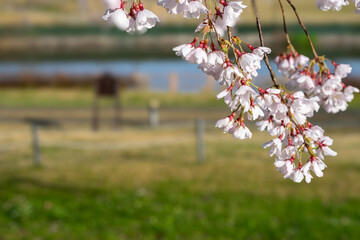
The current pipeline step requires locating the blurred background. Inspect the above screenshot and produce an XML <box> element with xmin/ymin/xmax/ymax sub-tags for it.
<box><xmin>0</xmin><ymin>0</ymin><xmax>359</xmax><ymax>239</ymax></box>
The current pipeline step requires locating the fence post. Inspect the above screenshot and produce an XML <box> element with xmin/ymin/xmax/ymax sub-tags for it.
<box><xmin>202</xmin><ymin>75</ymin><xmax>215</xmax><ymax>92</ymax></box>
<box><xmin>149</xmin><ymin>99</ymin><xmax>159</xmax><ymax>128</ymax></box>
<box><xmin>169</xmin><ymin>72</ymin><xmax>178</xmax><ymax>93</ymax></box>
<box><xmin>31</xmin><ymin>121</ymin><xmax>41</xmax><ymax>166</ymax></box>
<box><xmin>196</xmin><ymin>119</ymin><xmax>205</xmax><ymax>163</ymax></box>
<box><xmin>92</xmin><ymin>88</ymin><xmax>99</xmax><ymax>131</ymax></box>
<box><xmin>114</xmin><ymin>86</ymin><xmax>122</xmax><ymax>130</ymax></box>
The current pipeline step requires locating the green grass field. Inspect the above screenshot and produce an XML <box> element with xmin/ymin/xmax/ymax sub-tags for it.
<box><xmin>0</xmin><ymin>88</ymin><xmax>222</xmax><ymax>108</ymax></box>
<box><xmin>0</xmin><ymin>123</ymin><xmax>360</xmax><ymax>239</ymax></box>
<box><xmin>0</xmin><ymin>89</ymin><xmax>359</xmax><ymax>239</ymax></box>
<box><xmin>0</xmin><ymin>88</ymin><xmax>359</xmax><ymax>109</ymax></box>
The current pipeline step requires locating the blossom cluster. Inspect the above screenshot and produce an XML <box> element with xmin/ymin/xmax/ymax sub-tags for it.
<box><xmin>102</xmin><ymin>0</ymin><xmax>359</xmax><ymax>183</ymax></box>
<box><xmin>316</xmin><ymin>0</ymin><xmax>360</xmax><ymax>13</ymax></box>
<box><xmin>102</xmin><ymin>0</ymin><xmax>159</xmax><ymax>33</ymax></box>
<box><xmin>275</xmin><ymin>50</ymin><xmax>359</xmax><ymax>114</ymax></box>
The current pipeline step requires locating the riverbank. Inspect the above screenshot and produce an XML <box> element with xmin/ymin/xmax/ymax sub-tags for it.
<box><xmin>0</xmin><ymin>24</ymin><xmax>359</xmax><ymax>60</ymax></box>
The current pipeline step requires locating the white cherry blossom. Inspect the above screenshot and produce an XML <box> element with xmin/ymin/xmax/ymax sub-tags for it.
<box><xmin>218</xmin><ymin>63</ymin><xmax>242</xmax><ymax>87</ymax></box>
<box><xmin>290</xmin><ymin>169</ymin><xmax>304</xmax><ymax>183</ymax></box>
<box><xmin>157</xmin><ymin>0</ymin><xmax>187</xmax><ymax>14</ymax></box>
<box><xmin>111</xmin><ymin>9</ymin><xmax>130</xmax><ymax>30</ymax></box>
<box><xmin>334</xmin><ymin>63</ymin><xmax>352</xmax><ymax>78</ymax></box>
<box><xmin>183</xmin><ymin>0</ymin><xmax>207</xmax><ymax>19</ymax></box>
<box><xmin>131</xmin><ymin>9</ymin><xmax>160</xmax><ymax>32</ymax></box>
<box><xmin>262</xmin><ymin>137</ymin><xmax>283</xmax><ymax>157</ymax></box>
<box><xmin>223</xmin><ymin>1</ymin><xmax>247</xmax><ymax>21</ymax></box>
<box><xmin>185</xmin><ymin>46</ymin><xmax>208</xmax><ymax>64</ymax></box>
<box><xmin>316</xmin><ymin>0</ymin><xmax>349</xmax><ymax>11</ymax></box>
<box><xmin>232</xmin><ymin>123</ymin><xmax>252</xmax><ymax>140</ymax></box>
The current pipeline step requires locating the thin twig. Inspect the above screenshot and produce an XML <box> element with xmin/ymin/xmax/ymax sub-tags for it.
<box><xmin>285</xmin><ymin>0</ymin><xmax>319</xmax><ymax>59</ymax></box>
<box><xmin>203</xmin><ymin>0</ymin><xmax>223</xmax><ymax>47</ymax></box>
<box><xmin>209</xmin><ymin>18</ymin><xmax>223</xmax><ymax>47</ymax></box>
<box><xmin>290</xmin><ymin>116</ymin><xmax>315</xmax><ymax>156</ymax></box>
<box><xmin>277</xmin><ymin>0</ymin><xmax>291</xmax><ymax>46</ymax></box>
<box><xmin>251</xmin><ymin>0</ymin><xmax>279</xmax><ymax>88</ymax></box>
<box><xmin>227</xmin><ymin>27</ymin><xmax>241</xmax><ymax>69</ymax></box>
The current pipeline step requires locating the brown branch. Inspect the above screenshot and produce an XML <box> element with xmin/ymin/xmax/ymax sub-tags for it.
<box><xmin>285</xmin><ymin>0</ymin><xmax>319</xmax><ymax>59</ymax></box>
<box><xmin>277</xmin><ymin>0</ymin><xmax>291</xmax><ymax>46</ymax></box>
<box><xmin>251</xmin><ymin>0</ymin><xmax>279</xmax><ymax>88</ymax></box>
<box><xmin>209</xmin><ymin>19</ymin><xmax>223</xmax><ymax>47</ymax></box>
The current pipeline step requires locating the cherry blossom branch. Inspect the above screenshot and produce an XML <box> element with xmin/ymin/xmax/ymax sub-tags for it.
<box><xmin>285</xmin><ymin>0</ymin><xmax>319</xmax><ymax>59</ymax></box>
<box><xmin>250</xmin><ymin>0</ymin><xmax>279</xmax><ymax>88</ymax></box>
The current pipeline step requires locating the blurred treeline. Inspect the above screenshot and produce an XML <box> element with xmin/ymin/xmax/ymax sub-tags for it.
<box><xmin>0</xmin><ymin>0</ymin><xmax>359</xmax><ymax>60</ymax></box>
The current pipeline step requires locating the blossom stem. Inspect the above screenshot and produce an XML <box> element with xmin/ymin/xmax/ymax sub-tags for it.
<box><xmin>290</xmin><ymin>117</ymin><xmax>316</xmax><ymax>156</ymax></box>
<box><xmin>248</xmin><ymin>81</ymin><xmax>260</xmax><ymax>89</ymax></box>
<box><xmin>285</xmin><ymin>0</ymin><xmax>319</xmax><ymax>59</ymax></box>
<box><xmin>227</xmin><ymin>27</ymin><xmax>241</xmax><ymax>67</ymax></box>
<box><xmin>250</xmin><ymin>0</ymin><xmax>279</xmax><ymax>88</ymax></box>
<box><xmin>226</xmin><ymin>27</ymin><xmax>250</xmax><ymax>81</ymax></box>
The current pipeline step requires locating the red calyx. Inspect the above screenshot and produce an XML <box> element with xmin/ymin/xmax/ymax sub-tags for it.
<box><xmin>240</xmin><ymin>121</ymin><xmax>245</xmax><ymax>127</ymax></box>
<box><xmin>199</xmin><ymin>40</ymin><xmax>205</xmax><ymax>48</ymax></box>
<box><xmin>326</xmin><ymin>70</ymin><xmax>331</xmax><ymax>79</ymax></box>
<box><xmin>258</xmin><ymin>87</ymin><xmax>266</xmax><ymax>95</ymax></box>
<box><xmin>215</xmin><ymin>7</ymin><xmax>223</xmax><ymax>17</ymax></box>
<box><xmin>211</xmin><ymin>43</ymin><xmax>216</xmax><ymax>52</ymax></box>
<box><xmin>298</xmin><ymin>161</ymin><xmax>303</xmax><ymax>169</ymax></box>
<box><xmin>219</xmin><ymin>0</ymin><xmax>228</xmax><ymax>7</ymax></box>
<box><xmin>250</xmin><ymin>98</ymin><xmax>255</xmax><ymax>107</ymax></box>
<box><xmin>235</xmin><ymin>49</ymin><xmax>242</xmax><ymax>56</ymax></box>
<box><xmin>129</xmin><ymin>7</ymin><xmax>137</xmax><ymax>18</ymax></box>
<box><xmin>225</xmin><ymin>59</ymin><xmax>232</xmax><ymax>67</ymax></box>
<box><xmin>203</xmin><ymin>39</ymin><xmax>209</xmax><ymax>49</ymax></box>
<box><xmin>317</xmin><ymin>141</ymin><xmax>326</xmax><ymax>148</ymax></box>
<box><xmin>191</xmin><ymin>37</ymin><xmax>198</xmax><ymax>46</ymax></box>
<box><xmin>138</xmin><ymin>2</ymin><xmax>144</xmax><ymax>11</ymax></box>
<box><xmin>247</xmin><ymin>44</ymin><xmax>255</xmax><ymax>51</ymax></box>
<box><xmin>120</xmin><ymin>1</ymin><xmax>126</xmax><ymax>9</ymax></box>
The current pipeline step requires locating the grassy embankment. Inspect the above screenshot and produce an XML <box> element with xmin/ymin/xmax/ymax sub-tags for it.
<box><xmin>0</xmin><ymin>88</ymin><xmax>360</xmax><ymax>239</ymax></box>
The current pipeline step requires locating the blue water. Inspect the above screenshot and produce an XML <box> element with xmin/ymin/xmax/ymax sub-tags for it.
<box><xmin>0</xmin><ymin>59</ymin><xmax>359</xmax><ymax>92</ymax></box>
